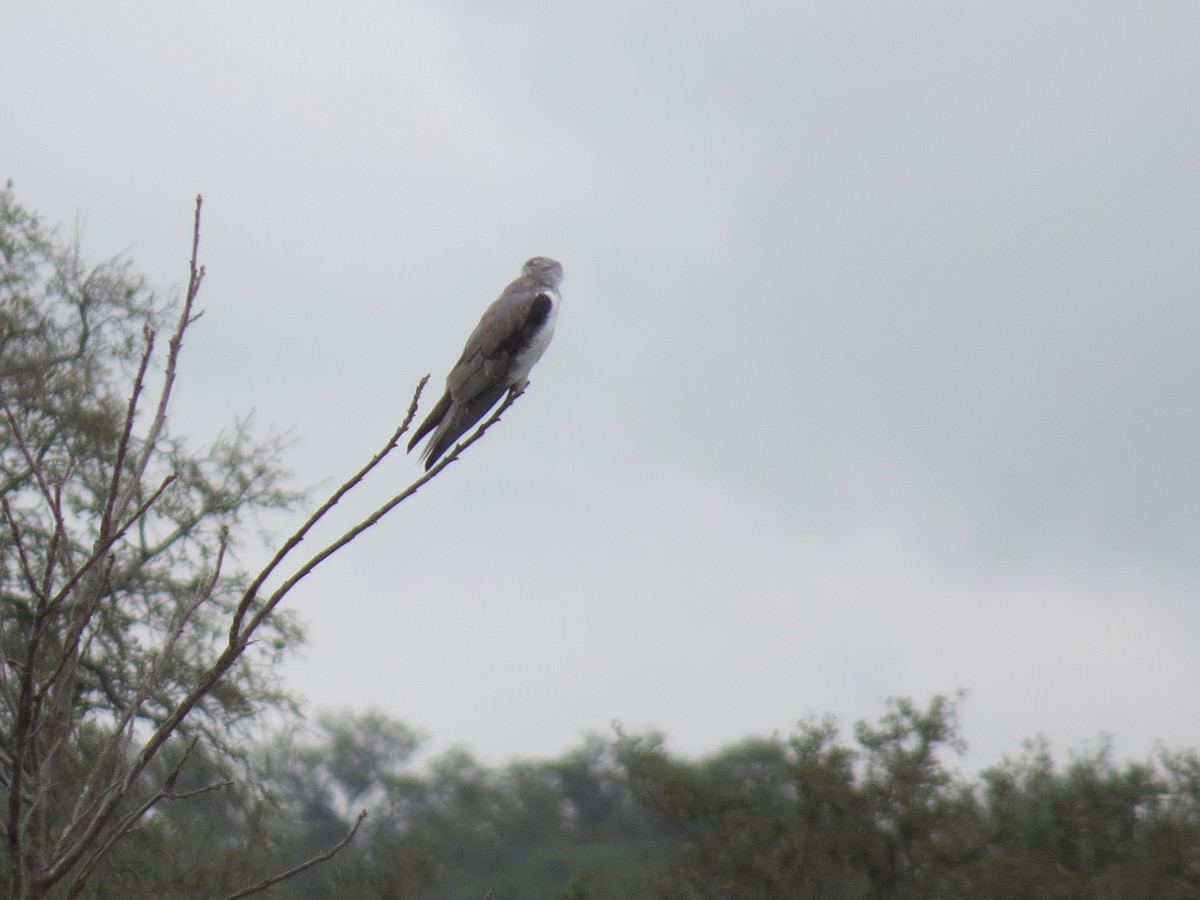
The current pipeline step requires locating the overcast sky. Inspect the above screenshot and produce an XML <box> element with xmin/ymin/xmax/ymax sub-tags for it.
<box><xmin>5</xmin><ymin>2</ymin><xmax>1199</xmax><ymax>770</ymax></box>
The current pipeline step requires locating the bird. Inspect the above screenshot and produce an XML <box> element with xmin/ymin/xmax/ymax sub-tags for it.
<box><xmin>407</xmin><ymin>256</ymin><xmax>563</xmax><ymax>470</ymax></box>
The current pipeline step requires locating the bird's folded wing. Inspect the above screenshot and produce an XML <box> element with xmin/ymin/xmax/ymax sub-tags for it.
<box><xmin>447</xmin><ymin>283</ymin><xmax>541</xmax><ymax>402</ymax></box>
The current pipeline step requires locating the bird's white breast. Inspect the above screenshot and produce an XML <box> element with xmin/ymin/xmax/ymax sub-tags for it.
<box><xmin>509</xmin><ymin>290</ymin><xmax>558</xmax><ymax>386</ymax></box>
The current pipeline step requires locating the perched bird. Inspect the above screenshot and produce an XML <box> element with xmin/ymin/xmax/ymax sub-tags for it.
<box><xmin>407</xmin><ymin>257</ymin><xmax>563</xmax><ymax>470</ymax></box>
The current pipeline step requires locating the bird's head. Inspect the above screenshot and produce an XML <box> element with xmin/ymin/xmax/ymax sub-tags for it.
<box><xmin>522</xmin><ymin>256</ymin><xmax>564</xmax><ymax>289</ymax></box>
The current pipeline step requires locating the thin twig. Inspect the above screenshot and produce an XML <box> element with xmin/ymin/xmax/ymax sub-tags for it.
<box><xmin>115</xmin><ymin>194</ymin><xmax>204</xmax><ymax>524</ymax></box>
<box><xmin>2</xmin><ymin>498</ymin><xmax>46</xmax><ymax>605</ymax></box>
<box><xmin>223</xmin><ymin>810</ymin><xmax>368</xmax><ymax>900</ymax></box>
<box><xmin>40</xmin><ymin>474</ymin><xmax>71</xmax><ymax>603</ymax></box>
<box><xmin>162</xmin><ymin>779</ymin><xmax>235</xmax><ymax>802</ymax></box>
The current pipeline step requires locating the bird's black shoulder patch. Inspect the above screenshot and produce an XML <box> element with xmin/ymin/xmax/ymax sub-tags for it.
<box><xmin>498</xmin><ymin>294</ymin><xmax>553</xmax><ymax>356</ymax></box>
<box><xmin>524</xmin><ymin>294</ymin><xmax>553</xmax><ymax>331</ymax></box>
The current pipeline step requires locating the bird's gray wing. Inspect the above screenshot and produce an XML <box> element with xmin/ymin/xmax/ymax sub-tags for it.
<box><xmin>408</xmin><ymin>275</ymin><xmax>550</xmax><ymax>468</ymax></box>
<box><xmin>446</xmin><ymin>275</ymin><xmax>545</xmax><ymax>402</ymax></box>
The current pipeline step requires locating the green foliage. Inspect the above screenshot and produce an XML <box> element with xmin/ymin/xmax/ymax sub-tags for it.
<box><xmin>580</xmin><ymin>696</ymin><xmax>1200</xmax><ymax>900</ymax></box>
<box><xmin>154</xmin><ymin>699</ymin><xmax>1193</xmax><ymax>900</ymax></box>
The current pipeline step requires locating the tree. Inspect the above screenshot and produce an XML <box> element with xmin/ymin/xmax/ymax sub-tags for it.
<box><xmin>0</xmin><ymin>184</ymin><xmax>303</xmax><ymax>899</ymax></box>
<box><xmin>609</xmin><ymin>695</ymin><xmax>985</xmax><ymax>899</ymax></box>
<box><xmin>561</xmin><ymin>698</ymin><xmax>1200</xmax><ymax>900</ymax></box>
<box><xmin>0</xmin><ymin>184</ymin><xmax>522</xmax><ymax>899</ymax></box>
<box><xmin>971</xmin><ymin>739</ymin><xmax>1200</xmax><ymax>899</ymax></box>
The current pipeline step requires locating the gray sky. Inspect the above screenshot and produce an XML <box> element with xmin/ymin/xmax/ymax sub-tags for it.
<box><xmin>6</xmin><ymin>2</ymin><xmax>1199</xmax><ymax>769</ymax></box>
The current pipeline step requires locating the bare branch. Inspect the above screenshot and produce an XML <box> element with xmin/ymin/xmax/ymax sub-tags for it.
<box><xmin>223</xmin><ymin>810</ymin><xmax>368</xmax><ymax>900</ymax></box>
<box><xmin>230</xmin><ymin>374</ymin><xmax>429</xmax><ymax>641</ymax></box>
<box><xmin>239</xmin><ymin>384</ymin><xmax>525</xmax><ymax>640</ymax></box>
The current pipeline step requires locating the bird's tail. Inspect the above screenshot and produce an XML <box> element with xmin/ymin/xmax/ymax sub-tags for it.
<box><xmin>419</xmin><ymin>385</ymin><xmax>508</xmax><ymax>470</ymax></box>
